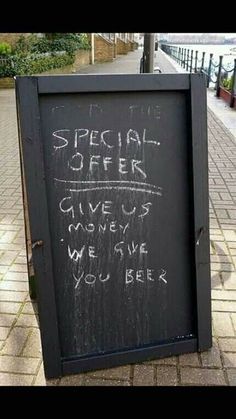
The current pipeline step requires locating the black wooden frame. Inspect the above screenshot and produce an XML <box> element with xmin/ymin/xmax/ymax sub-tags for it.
<box><xmin>15</xmin><ymin>73</ymin><xmax>211</xmax><ymax>379</ymax></box>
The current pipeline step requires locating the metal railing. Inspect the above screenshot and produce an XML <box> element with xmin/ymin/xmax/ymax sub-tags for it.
<box><xmin>160</xmin><ymin>43</ymin><xmax>236</xmax><ymax>108</ymax></box>
<box><xmin>0</xmin><ymin>57</ymin><xmax>14</xmax><ymax>77</ymax></box>
<box><xmin>99</xmin><ymin>33</ymin><xmax>115</xmax><ymax>41</ymax></box>
<box><xmin>0</xmin><ymin>57</ymin><xmax>13</xmax><ymax>68</ymax></box>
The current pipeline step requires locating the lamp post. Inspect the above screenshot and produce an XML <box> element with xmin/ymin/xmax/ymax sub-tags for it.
<box><xmin>143</xmin><ymin>33</ymin><xmax>155</xmax><ymax>73</ymax></box>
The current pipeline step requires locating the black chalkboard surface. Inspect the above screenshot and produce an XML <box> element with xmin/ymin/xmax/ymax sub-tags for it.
<box><xmin>16</xmin><ymin>74</ymin><xmax>211</xmax><ymax>379</ymax></box>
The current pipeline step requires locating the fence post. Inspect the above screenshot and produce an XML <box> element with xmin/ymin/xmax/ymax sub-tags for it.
<box><xmin>190</xmin><ymin>50</ymin><xmax>193</xmax><ymax>73</ymax></box>
<box><xmin>230</xmin><ymin>58</ymin><xmax>236</xmax><ymax>108</ymax></box>
<box><xmin>195</xmin><ymin>51</ymin><xmax>198</xmax><ymax>72</ymax></box>
<box><xmin>207</xmin><ymin>53</ymin><xmax>213</xmax><ymax>88</ymax></box>
<box><xmin>216</xmin><ymin>55</ymin><xmax>223</xmax><ymax>97</ymax></box>
<box><xmin>183</xmin><ymin>49</ymin><xmax>186</xmax><ymax>68</ymax></box>
<box><xmin>186</xmin><ymin>49</ymin><xmax>189</xmax><ymax>71</ymax></box>
<box><xmin>200</xmin><ymin>52</ymin><xmax>205</xmax><ymax>73</ymax></box>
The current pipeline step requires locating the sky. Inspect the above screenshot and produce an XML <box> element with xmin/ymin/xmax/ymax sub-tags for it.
<box><xmin>168</xmin><ymin>33</ymin><xmax>236</xmax><ymax>38</ymax></box>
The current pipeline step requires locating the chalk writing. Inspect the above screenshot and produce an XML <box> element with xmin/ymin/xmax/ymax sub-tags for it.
<box><xmin>159</xmin><ymin>269</ymin><xmax>167</xmax><ymax>284</ymax></box>
<box><xmin>125</xmin><ymin>269</ymin><xmax>168</xmax><ymax>285</ymax></box>
<box><xmin>68</xmin><ymin>244</ymin><xmax>98</xmax><ymax>262</ymax></box>
<box><xmin>73</xmin><ymin>272</ymin><xmax>110</xmax><ymax>288</ymax></box>
<box><xmin>52</xmin><ymin>101</ymin><xmax>166</xmax><ymax>293</ymax></box>
<box><xmin>114</xmin><ymin>241</ymin><xmax>148</xmax><ymax>259</ymax></box>
<box><xmin>58</xmin><ymin>197</ymin><xmax>154</xmax><ymax>219</ymax></box>
<box><xmin>67</xmin><ymin>186</ymin><xmax>160</xmax><ymax>195</ymax></box>
<box><xmin>73</xmin><ymin>268</ymin><xmax>167</xmax><ymax>288</ymax></box>
<box><xmin>55</xmin><ymin>180</ymin><xmax>161</xmax><ymax>198</ymax></box>
<box><xmin>128</xmin><ymin>104</ymin><xmax>161</xmax><ymax>120</ymax></box>
<box><xmin>68</xmin><ymin>242</ymin><xmax>148</xmax><ymax>261</ymax></box>
<box><xmin>59</xmin><ymin>196</ymin><xmax>75</xmax><ymax>218</ymax></box>
<box><xmin>52</xmin><ymin>128</ymin><xmax>160</xmax><ymax>150</ymax></box>
<box><xmin>68</xmin><ymin>221</ymin><xmax>129</xmax><ymax>235</ymax></box>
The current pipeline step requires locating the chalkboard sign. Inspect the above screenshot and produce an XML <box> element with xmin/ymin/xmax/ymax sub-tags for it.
<box><xmin>16</xmin><ymin>74</ymin><xmax>211</xmax><ymax>379</ymax></box>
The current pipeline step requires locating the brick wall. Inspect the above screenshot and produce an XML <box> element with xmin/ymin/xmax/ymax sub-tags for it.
<box><xmin>116</xmin><ymin>38</ymin><xmax>128</xmax><ymax>55</ymax></box>
<box><xmin>130</xmin><ymin>41</ymin><xmax>136</xmax><ymax>51</ymax></box>
<box><xmin>0</xmin><ymin>78</ymin><xmax>15</xmax><ymax>89</ymax></box>
<box><xmin>73</xmin><ymin>50</ymin><xmax>90</xmax><ymax>69</ymax></box>
<box><xmin>0</xmin><ymin>33</ymin><xmax>31</xmax><ymax>46</ymax></box>
<box><xmin>94</xmin><ymin>34</ymin><xmax>114</xmax><ymax>62</ymax></box>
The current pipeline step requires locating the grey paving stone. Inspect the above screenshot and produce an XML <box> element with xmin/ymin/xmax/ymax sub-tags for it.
<box><xmin>14</xmin><ymin>256</ymin><xmax>27</xmax><ymax>264</ymax></box>
<box><xmin>9</xmin><ymin>264</ymin><xmax>28</xmax><ymax>273</ymax></box>
<box><xmin>180</xmin><ymin>367</ymin><xmax>226</xmax><ymax>386</ymax></box>
<box><xmin>222</xmin><ymin>352</ymin><xmax>236</xmax><ymax>368</ymax></box>
<box><xmin>212</xmin><ymin>290</ymin><xmax>236</xmax><ymax>300</ymax></box>
<box><xmin>156</xmin><ymin>366</ymin><xmax>178</xmax><ymax>386</ymax></box>
<box><xmin>200</xmin><ymin>339</ymin><xmax>222</xmax><ymax>367</ymax></box>
<box><xmin>133</xmin><ymin>365</ymin><xmax>155</xmax><ymax>386</ymax></box>
<box><xmin>86</xmin><ymin>365</ymin><xmax>130</xmax><ymax>380</ymax></box>
<box><xmin>211</xmin><ymin>263</ymin><xmax>234</xmax><ymax>272</ymax></box>
<box><xmin>0</xmin><ymin>290</ymin><xmax>27</xmax><ymax>302</ymax></box>
<box><xmin>0</xmin><ymin>251</ymin><xmax>18</xmax><ymax>266</ymax></box>
<box><xmin>211</xmin><ymin>255</ymin><xmax>232</xmax><ymax>263</ymax></box>
<box><xmin>0</xmin><ymin>355</ymin><xmax>40</xmax><ymax>374</ymax></box>
<box><xmin>222</xmin><ymin>272</ymin><xmax>236</xmax><ymax>290</ymax></box>
<box><xmin>211</xmin><ymin>272</ymin><xmax>223</xmax><ymax>289</ymax></box>
<box><xmin>2</xmin><ymin>327</ymin><xmax>30</xmax><ymax>355</ymax></box>
<box><xmin>231</xmin><ymin>313</ymin><xmax>236</xmax><ymax>334</ymax></box>
<box><xmin>212</xmin><ymin>300</ymin><xmax>236</xmax><ymax>312</ymax></box>
<box><xmin>0</xmin><ymin>327</ymin><xmax>10</xmax><ymax>340</ymax></box>
<box><xmin>22</xmin><ymin>329</ymin><xmax>42</xmax><ymax>357</ymax></box>
<box><xmin>83</xmin><ymin>377</ymin><xmax>130</xmax><ymax>386</ymax></box>
<box><xmin>15</xmin><ymin>314</ymin><xmax>39</xmax><ymax>328</ymax></box>
<box><xmin>212</xmin><ymin>312</ymin><xmax>235</xmax><ymax>336</ymax></box>
<box><xmin>179</xmin><ymin>353</ymin><xmax>200</xmax><ymax>367</ymax></box>
<box><xmin>0</xmin><ymin>243</ymin><xmax>22</xmax><ymax>251</ymax></box>
<box><xmin>59</xmin><ymin>374</ymin><xmax>84</xmax><ymax>386</ymax></box>
<box><xmin>0</xmin><ymin>231</ymin><xmax>18</xmax><ymax>244</ymax></box>
<box><xmin>226</xmin><ymin>369</ymin><xmax>236</xmax><ymax>385</ymax></box>
<box><xmin>223</xmin><ymin>230</ymin><xmax>236</xmax><ymax>241</ymax></box>
<box><xmin>22</xmin><ymin>302</ymin><xmax>38</xmax><ymax>315</ymax></box>
<box><xmin>0</xmin><ymin>313</ymin><xmax>15</xmax><ymax>327</ymax></box>
<box><xmin>0</xmin><ymin>301</ymin><xmax>22</xmax><ymax>314</ymax></box>
<box><xmin>3</xmin><ymin>271</ymin><xmax>28</xmax><ymax>281</ymax></box>
<box><xmin>0</xmin><ymin>280</ymin><xmax>29</xmax><ymax>291</ymax></box>
<box><xmin>46</xmin><ymin>378</ymin><xmax>59</xmax><ymax>386</ymax></box>
<box><xmin>215</xmin><ymin>209</ymin><xmax>228</xmax><ymax>219</ymax></box>
<box><xmin>218</xmin><ymin>338</ymin><xmax>236</xmax><ymax>352</ymax></box>
<box><xmin>0</xmin><ymin>266</ymin><xmax>10</xmax><ymax>274</ymax></box>
<box><xmin>0</xmin><ymin>372</ymin><xmax>34</xmax><ymax>386</ymax></box>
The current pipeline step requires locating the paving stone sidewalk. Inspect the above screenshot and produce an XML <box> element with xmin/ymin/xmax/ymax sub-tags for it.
<box><xmin>0</xmin><ymin>50</ymin><xmax>236</xmax><ymax>386</ymax></box>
